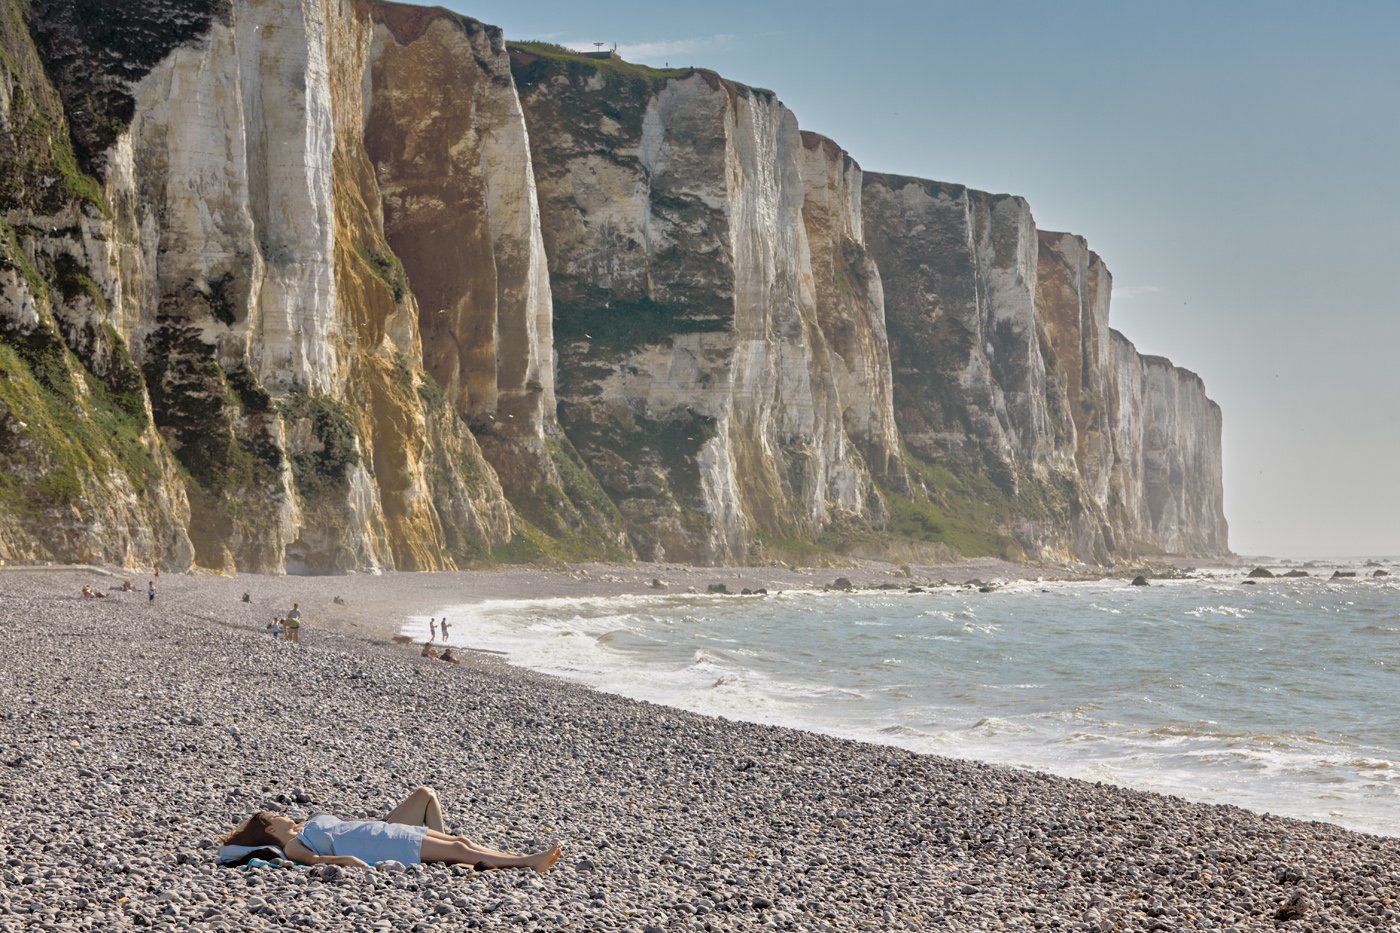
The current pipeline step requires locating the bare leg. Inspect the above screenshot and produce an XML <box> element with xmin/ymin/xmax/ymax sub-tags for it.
<box><xmin>383</xmin><ymin>786</ymin><xmax>446</xmax><ymax>832</ymax></box>
<box><xmin>424</xmin><ymin>827</ymin><xmax>517</xmax><ymax>859</ymax></box>
<box><xmin>419</xmin><ymin>837</ymin><xmax>561</xmax><ymax>872</ymax></box>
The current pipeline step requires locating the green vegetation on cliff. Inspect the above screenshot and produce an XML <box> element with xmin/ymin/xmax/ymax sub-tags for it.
<box><xmin>553</xmin><ymin>297</ymin><xmax>728</xmax><ymax>356</ymax></box>
<box><xmin>0</xmin><ymin>313</ymin><xmax>159</xmax><ymax>525</ymax></box>
<box><xmin>494</xmin><ymin>436</ymin><xmax>632</xmax><ymax>564</ymax></box>
<box><xmin>355</xmin><ymin>242</ymin><xmax>409</xmax><ymax>303</ymax></box>
<box><xmin>507</xmin><ymin>42</ymin><xmax>692</xmax><ymax>92</ymax></box>
<box><xmin>280</xmin><ymin>391</ymin><xmax>361</xmax><ymax>501</ymax></box>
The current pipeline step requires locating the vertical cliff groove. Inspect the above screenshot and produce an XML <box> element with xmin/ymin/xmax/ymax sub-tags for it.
<box><xmin>363</xmin><ymin>3</ymin><xmax>629</xmax><ymax>561</ymax></box>
<box><xmin>1108</xmin><ymin>330</ymin><xmax>1228</xmax><ymax>555</ymax></box>
<box><xmin>797</xmin><ymin>132</ymin><xmax>906</xmax><ymax>492</ymax></box>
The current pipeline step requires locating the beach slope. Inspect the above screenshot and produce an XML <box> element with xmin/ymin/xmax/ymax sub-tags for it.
<box><xmin>0</xmin><ymin>569</ymin><xmax>1393</xmax><ymax>931</ymax></box>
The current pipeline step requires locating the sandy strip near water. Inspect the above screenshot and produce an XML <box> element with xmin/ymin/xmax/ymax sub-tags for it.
<box><xmin>5</xmin><ymin>561</ymin><xmax>1390</xmax><ymax>933</ymax></box>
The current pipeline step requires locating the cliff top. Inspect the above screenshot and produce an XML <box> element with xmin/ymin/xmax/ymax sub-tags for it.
<box><xmin>507</xmin><ymin>41</ymin><xmax>776</xmax><ymax>103</ymax></box>
<box><xmin>370</xmin><ymin>0</ymin><xmax>498</xmax><ymax>47</ymax></box>
<box><xmin>864</xmin><ymin>171</ymin><xmax>1027</xmax><ymax>208</ymax></box>
<box><xmin>1110</xmin><ymin>329</ymin><xmax>1211</xmax><ymax>394</ymax></box>
<box><xmin>799</xmin><ymin>130</ymin><xmax>861</xmax><ymax>172</ymax></box>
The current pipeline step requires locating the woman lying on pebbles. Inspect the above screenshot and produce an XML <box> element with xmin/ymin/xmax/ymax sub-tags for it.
<box><xmin>222</xmin><ymin>785</ymin><xmax>561</xmax><ymax>872</ymax></box>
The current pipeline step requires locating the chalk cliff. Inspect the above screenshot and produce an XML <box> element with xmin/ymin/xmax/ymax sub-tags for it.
<box><xmin>863</xmin><ymin>174</ymin><xmax>1227</xmax><ymax>560</ymax></box>
<box><xmin>0</xmin><ymin>0</ymin><xmax>1227</xmax><ymax>570</ymax></box>
<box><xmin>1108</xmin><ymin>331</ymin><xmax>1229</xmax><ymax>555</ymax></box>
<box><xmin>798</xmin><ymin>133</ymin><xmax>906</xmax><ymax>491</ymax></box>
<box><xmin>5</xmin><ymin>0</ymin><xmax>516</xmax><ymax>572</ymax></box>
<box><xmin>510</xmin><ymin>55</ymin><xmax>883</xmax><ymax>563</ymax></box>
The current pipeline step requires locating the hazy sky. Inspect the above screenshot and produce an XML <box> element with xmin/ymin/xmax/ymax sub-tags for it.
<box><xmin>444</xmin><ymin>0</ymin><xmax>1399</xmax><ymax>557</ymax></box>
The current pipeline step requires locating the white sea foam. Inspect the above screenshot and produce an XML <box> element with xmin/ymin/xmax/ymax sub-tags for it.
<box><xmin>416</xmin><ymin>575</ymin><xmax>1400</xmax><ymax>837</ymax></box>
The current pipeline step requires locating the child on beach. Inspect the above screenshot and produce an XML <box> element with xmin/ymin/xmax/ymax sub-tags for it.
<box><xmin>147</xmin><ymin>581</ymin><xmax>155</xmax><ymax>603</ymax></box>
<box><xmin>266</xmin><ymin>618</ymin><xmax>283</xmax><ymax>640</ymax></box>
<box><xmin>222</xmin><ymin>785</ymin><xmax>560</xmax><ymax>871</ymax></box>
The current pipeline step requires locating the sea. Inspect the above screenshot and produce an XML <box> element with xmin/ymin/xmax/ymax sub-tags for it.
<box><xmin>412</xmin><ymin>565</ymin><xmax>1400</xmax><ymax>837</ymax></box>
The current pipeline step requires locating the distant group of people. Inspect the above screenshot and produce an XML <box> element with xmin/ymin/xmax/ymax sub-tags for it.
<box><xmin>420</xmin><ymin>642</ymin><xmax>459</xmax><ymax>664</ymax></box>
<box><xmin>81</xmin><ymin>579</ymin><xmax>155</xmax><ymax>601</ymax></box>
<box><xmin>418</xmin><ymin>617</ymin><xmax>457</xmax><ymax>663</ymax></box>
<box><xmin>265</xmin><ymin>603</ymin><xmax>303</xmax><ymax>644</ymax></box>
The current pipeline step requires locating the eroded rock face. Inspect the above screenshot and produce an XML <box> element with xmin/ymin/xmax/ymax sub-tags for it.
<box><xmin>2</xmin><ymin>0</ymin><xmax>513</xmax><ymax>572</ymax></box>
<box><xmin>363</xmin><ymin>3</ymin><xmax>629</xmax><ymax>557</ymax></box>
<box><xmin>1109</xmin><ymin>331</ymin><xmax>1228</xmax><ymax>555</ymax></box>
<box><xmin>798</xmin><ymin>133</ymin><xmax>906</xmax><ymax>491</ymax></box>
<box><xmin>513</xmin><ymin>59</ymin><xmax>881</xmax><ymax>562</ymax></box>
<box><xmin>2</xmin><ymin>0</ymin><xmax>1227</xmax><ymax>569</ymax></box>
<box><xmin>0</xmin><ymin>0</ymin><xmax>194</xmax><ymax>569</ymax></box>
<box><xmin>863</xmin><ymin>175</ymin><xmax>1065</xmax><ymax>491</ymax></box>
<box><xmin>1036</xmin><ymin>231</ymin><xmax>1114</xmax><ymax>510</ymax></box>
<box><xmin>864</xmin><ymin>173</ymin><xmax>1227</xmax><ymax>561</ymax></box>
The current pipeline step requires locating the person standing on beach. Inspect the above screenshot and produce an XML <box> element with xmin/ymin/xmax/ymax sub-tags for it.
<box><xmin>439</xmin><ymin>617</ymin><xmax>450</xmax><ymax>640</ymax></box>
<box><xmin>285</xmin><ymin>603</ymin><xmax>302</xmax><ymax>645</ymax></box>
<box><xmin>147</xmin><ymin>580</ymin><xmax>155</xmax><ymax>604</ymax></box>
<box><xmin>429</xmin><ymin>618</ymin><xmax>437</xmax><ymax>641</ymax></box>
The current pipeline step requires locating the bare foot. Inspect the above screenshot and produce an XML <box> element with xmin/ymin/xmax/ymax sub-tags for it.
<box><xmin>529</xmin><ymin>844</ymin><xmax>562</xmax><ymax>874</ymax></box>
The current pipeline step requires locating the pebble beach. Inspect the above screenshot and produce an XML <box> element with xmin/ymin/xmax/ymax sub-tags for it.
<box><xmin>1</xmin><ymin>566</ymin><xmax>1397</xmax><ymax>932</ymax></box>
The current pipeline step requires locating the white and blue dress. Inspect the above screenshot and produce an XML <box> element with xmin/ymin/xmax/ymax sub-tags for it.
<box><xmin>296</xmin><ymin>814</ymin><xmax>429</xmax><ymax>866</ymax></box>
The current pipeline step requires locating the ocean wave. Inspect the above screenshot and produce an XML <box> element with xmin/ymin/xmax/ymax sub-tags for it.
<box><xmin>1185</xmin><ymin>605</ymin><xmax>1253</xmax><ymax>618</ymax></box>
<box><xmin>428</xmin><ymin>578</ymin><xmax>1400</xmax><ymax>836</ymax></box>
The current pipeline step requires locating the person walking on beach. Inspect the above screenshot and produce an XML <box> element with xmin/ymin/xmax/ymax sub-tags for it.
<box><xmin>285</xmin><ymin>603</ymin><xmax>301</xmax><ymax>645</ymax></box>
<box><xmin>222</xmin><ymin>785</ymin><xmax>560</xmax><ymax>871</ymax></box>
<box><xmin>147</xmin><ymin>580</ymin><xmax>155</xmax><ymax>604</ymax></box>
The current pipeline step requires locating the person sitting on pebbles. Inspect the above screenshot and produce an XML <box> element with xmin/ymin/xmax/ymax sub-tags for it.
<box><xmin>420</xmin><ymin>641</ymin><xmax>440</xmax><ymax>660</ymax></box>
<box><xmin>221</xmin><ymin>785</ymin><xmax>560</xmax><ymax>871</ymax></box>
<box><xmin>439</xmin><ymin>647</ymin><xmax>460</xmax><ymax>665</ymax></box>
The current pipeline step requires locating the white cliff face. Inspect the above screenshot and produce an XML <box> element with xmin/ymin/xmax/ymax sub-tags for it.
<box><xmin>862</xmin><ymin>176</ymin><xmax>1066</xmax><ymax>489</ymax></box>
<box><xmin>365</xmin><ymin>11</ymin><xmax>555</xmax><ymax>426</ymax></box>
<box><xmin>865</xmin><ymin>173</ymin><xmax>1228</xmax><ymax>561</ymax></box>
<box><xmin>4</xmin><ymin>0</ymin><xmax>1229</xmax><ymax>569</ymax></box>
<box><xmin>1108</xmin><ymin>330</ymin><xmax>1228</xmax><ymax>555</ymax></box>
<box><xmin>47</xmin><ymin>0</ymin><xmax>512</xmax><ymax>572</ymax></box>
<box><xmin>102</xmin><ymin>0</ymin><xmax>355</xmax><ymax>570</ymax></box>
<box><xmin>798</xmin><ymin>133</ymin><xmax>906</xmax><ymax>490</ymax></box>
<box><xmin>117</xmin><ymin>0</ymin><xmax>340</xmax><ymax>393</ymax></box>
<box><xmin>362</xmin><ymin>5</ymin><xmax>622</xmax><ymax>557</ymax></box>
<box><xmin>1037</xmin><ymin>232</ymin><xmax>1114</xmax><ymax>508</ymax></box>
<box><xmin>517</xmin><ymin>66</ymin><xmax>879</xmax><ymax>562</ymax></box>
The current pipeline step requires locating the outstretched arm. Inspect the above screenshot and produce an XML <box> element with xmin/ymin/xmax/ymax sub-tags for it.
<box><xmin>285</xmin><ymin>837</ymin><xmax>368</xmax><ymax>868</ymax></box>
<box><xmin>383</xmin><ymin>785</ymin><xmax>446</xmax><ymax>832</ymax></box>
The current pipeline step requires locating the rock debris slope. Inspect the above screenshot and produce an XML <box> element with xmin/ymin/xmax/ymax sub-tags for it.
<box><xmin>0</xmin><ymin>0</ymin><xmax>1227</xmax><ymax>569</ymax></box>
